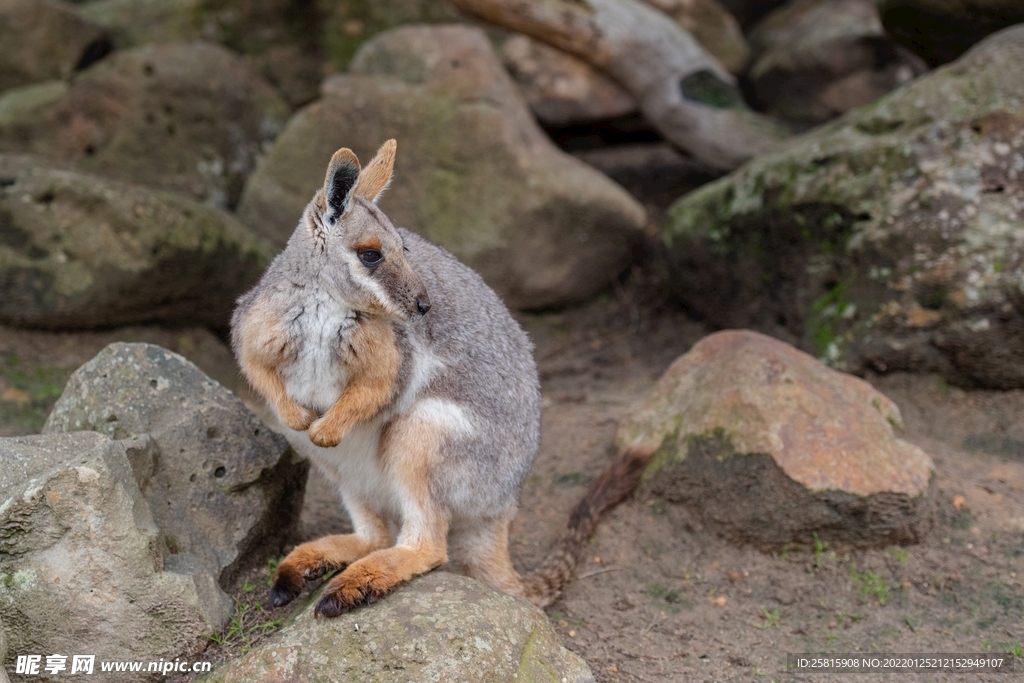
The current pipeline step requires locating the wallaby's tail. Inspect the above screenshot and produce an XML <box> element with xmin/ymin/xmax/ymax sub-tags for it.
<box><xmin>522</xmin><ymin>442</ymin><xmax>658</xmax><ymax>607</ymax></box>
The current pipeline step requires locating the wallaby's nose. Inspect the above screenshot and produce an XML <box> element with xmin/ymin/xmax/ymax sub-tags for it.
<box><xmin>416</xmin><ymin>298</ymin><xmax>431</xmax><ymax>316</ymax></box>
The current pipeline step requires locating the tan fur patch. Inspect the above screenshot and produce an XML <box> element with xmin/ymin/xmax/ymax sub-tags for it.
<box><xmin>235</xmin><ymin>297</ymin><xmax>315</xmax><ymax>431</ymax></box>
<box><xmin>307</xmin><ymin>316</ymin><xmax>402</xmax><ymax>447</ymax></box>
<box><xmin>315</xmin><ymin>414</ymin><xmax>450</xmax><ymax>615</ymax></box>
<box><xmin>456</xmin><ymin>517</ymin><xmax>526</xmax><ymax>597</ymax></box>
<box><xmin>354</xmin><ymin>237</ymin><xmax>382</xmax><ymax>251</ymax></box>
<box><xmin>354</xmin><ymin>139</ymin><xmax>397</xmax><ymax>203</ymax></box>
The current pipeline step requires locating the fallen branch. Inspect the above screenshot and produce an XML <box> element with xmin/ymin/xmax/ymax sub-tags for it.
<box><xmin>448</xmin><ymin>0</ymin><xmax>789</xmax><ymax>169</ymax></box>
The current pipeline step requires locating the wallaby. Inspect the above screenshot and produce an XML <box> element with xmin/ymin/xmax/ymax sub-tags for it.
<box><xmin>231</xmin><ymin>140</ymin><xmax>654</xmax><ymax>617</ymax></box>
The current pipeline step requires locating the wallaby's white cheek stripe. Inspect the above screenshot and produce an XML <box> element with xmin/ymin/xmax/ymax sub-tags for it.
<box><xmin>340</xmin><ymin>249</ymin><xmax>403</xmax><ymax>318</ymax></box>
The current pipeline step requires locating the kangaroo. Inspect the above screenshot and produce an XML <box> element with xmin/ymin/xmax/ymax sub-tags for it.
<box><xmin>231</xmin><ymin>140</ymin><xmax>654</xmax><ymax>617</ymax></box>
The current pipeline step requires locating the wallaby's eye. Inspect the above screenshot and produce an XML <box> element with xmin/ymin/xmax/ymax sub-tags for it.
<box><xmin>358</xmin><ymin>249</ymin><xmax>383</xmax><ymax>267</ymax></box>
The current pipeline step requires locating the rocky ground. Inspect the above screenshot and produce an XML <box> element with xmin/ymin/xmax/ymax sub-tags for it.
<box><xmin>4</xmin><ymin>0</ymin><xmax>1024</xmax><ymax>680</ymax></box>
<box><xmin>3</xmin><ymin>282</ymin><xmax>1022</xmax><ymax>682</ymax></box>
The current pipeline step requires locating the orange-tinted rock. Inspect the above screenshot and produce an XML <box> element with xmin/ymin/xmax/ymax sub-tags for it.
<box><xmin>619</xmin><ymin>330</ymin><xmax>935</xmax><ymax>547</ymax></box>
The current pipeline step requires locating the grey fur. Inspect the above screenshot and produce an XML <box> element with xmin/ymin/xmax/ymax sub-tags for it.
<box><xmin>232</xmin><ymin>184</ymin><xmax>540</xmax><ymax>546</ymax></box>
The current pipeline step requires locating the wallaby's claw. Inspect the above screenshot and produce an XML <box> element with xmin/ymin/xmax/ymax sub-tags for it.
<box><xmin>269</xmin><ymin>566</ymin><xmax>304</xmax><ymax>607</ymax></box>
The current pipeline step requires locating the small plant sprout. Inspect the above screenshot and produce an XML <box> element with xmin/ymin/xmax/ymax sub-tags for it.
<box><xmin>758</xmin><ymin>607</ymin><xmax>781</xmax><ymax>629</ymax></box>
<box><xmin>812</xmin><ymin>532</ymin><xmax>828</xmax><ymax>568</ymax></box>
<box><xmin>850</xmin><ymin>567</ymin><xmax>891</xmax><ymax>605</ymax></box>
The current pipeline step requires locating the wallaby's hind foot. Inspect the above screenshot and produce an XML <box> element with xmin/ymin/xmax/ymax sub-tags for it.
<box><xmin>270</xmin><ymin>529</ymin><xmax>390</xmax><ymax>607</ymax></box>
<box><xmin>313</xmin><ymin>537</ymin><xmax>448</xmax><ymax>618</ymax></box>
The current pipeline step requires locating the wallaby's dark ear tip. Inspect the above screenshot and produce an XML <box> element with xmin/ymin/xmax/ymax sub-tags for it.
<box><xmin>323</xmin><ymin>148</ymin><xmax>361</xmax><ymax>224</ymax></box>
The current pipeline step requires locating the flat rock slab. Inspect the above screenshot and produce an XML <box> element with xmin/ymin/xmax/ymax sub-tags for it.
<box><xmin>201</xmin><ymin>572</ymin><xmax>594</xmax><ymax>683</ymax></box>
<box><xmin>619</xmin><ymin>330</ymin><xmax>935</xmax><ymax>547</ymax></box>
<box><xmin>1</xmin><ymin>432</ymin><xmax>229</xmax><ymax>681</ymax></box>
<box><xmin>237</xmin><ymin>24</ymin><xmax>646</xmax><ymax>310</ymax></box>
<box><xmin>0</xmin><ymin>154</ymin><xmax>274</xmax><ymax>330</ymax></box>
<box><xmin>43</xmin><ymin>343</ymin><xmax>308</xmax><ymax>589</ymax></box>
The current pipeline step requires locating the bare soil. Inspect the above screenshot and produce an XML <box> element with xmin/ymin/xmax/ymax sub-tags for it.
<box><xmin>4</xmin><ymin>278</ymin><xmax>1023</xmax><ymax>682</ymax></box>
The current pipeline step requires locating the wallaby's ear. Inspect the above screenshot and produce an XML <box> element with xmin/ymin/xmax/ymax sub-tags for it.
<box><xmin>323</xmin><ymin>148</ymin><xmax>361</xmax><ymax>225</ymax></box>
<box><xmin>354</xmin><ymin>139</ymin><xmax>396</xmax><ymax>203</ymax></box>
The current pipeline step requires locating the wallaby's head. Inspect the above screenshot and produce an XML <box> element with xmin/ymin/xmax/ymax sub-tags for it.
<box><xmin>297</xmin><ymin>139</ymin><xmax>430</xmax><ymax>322</ymax></box>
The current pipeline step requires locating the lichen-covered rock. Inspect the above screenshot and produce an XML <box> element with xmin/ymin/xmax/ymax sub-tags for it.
<box><xmin>619</xmin><ymin>330</ymin><xmax>935</xmax><ymax>547</ymax></box>
<box><xmin>78</xmin><ymin>0</ymin><xmax>461</xmax><ymax>108</ymax></box>
<box><xmin>201</xmin><ymin>572</ymin><xmax>594</xmax><ymax>683</ymax></box>
<box><xmin>745</xmin><ymin>0</ymin><xmax>926</xmax><ymax>126</ymax></box>
<box><xmin>878</xmin><ymin>0</ymin><xmax>1024</xmax><ymax>67</ymax></box>
<box><xmin>0</xmin><ymin>155</ymin><xmax>275</xmax><ymax>330</ymax></box>
<box><xmin>500</xmin><ymin>35</ymin><xmax>637</xmax><ymax>126</ymax></box>
<box><xmin>238</xmin><ymin>25</ymin><xmax>646</xmax><ymax>310</ymax></box>
<box><xmin>0</xmin><ymin>432</ymin><xmax>231</xmax><ymax>681</ymax></box>
<box><xmin>0</xmin><ymin>41</ymin><xmax>289</xmax><ymax>209</ymax></box>
<box><xmin>43</xmin><ymin>343</ymin><xmax>309</xmax><ymax>589</ymax></box>
<box><xmin>663</xmin><ymin>25</ymin><xmax>1024</xmax><ymax>388</ymax></box>
<box><xmin>0</xmin><ymin>0</ymin><xmax>112</xmax><ymax>94</ymax></box>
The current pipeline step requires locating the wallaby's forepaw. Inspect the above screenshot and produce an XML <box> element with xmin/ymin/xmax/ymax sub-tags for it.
<box><xmin>278</xmin><ymin>401</ymin><xmax>317</xmax><ymax>432</ymax></box>
<box><xmin>308</xmin><ymin>417</ymin><xmax>346</xmax><ymax>448</ymax></box>
<box><xmin>313</xmin><ymin>565</ymin><xmax>400</xmax><ymax>618</ymax></box>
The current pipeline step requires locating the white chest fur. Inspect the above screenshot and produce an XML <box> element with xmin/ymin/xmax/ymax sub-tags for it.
<box><xmin>279</xmin><ymin>287</ymin><xmax>357</xmax><ymax>413</ymax></box>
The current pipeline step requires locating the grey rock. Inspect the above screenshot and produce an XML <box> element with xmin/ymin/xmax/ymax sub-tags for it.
<box><xmin>0</xmin><ymin>0</ymin><xmax>112</xmax><ymax>94</ymax></box>
<box><xmin>663</xmin><ymin>25</ymin><xmax>1024</xmax><ymax>388</ymax></box>
<box><xmin>238</xmin><ymin>25</ymin><xmax>646</xmax><ymax>310</ymax></box>
<box><xmin>201</xmin><ymin>572</ymin><xmax>594</xmax><ymax>683</ymax></box>
<box><xmin>745</xmin><ymin>0</ymin><xmax>926</xmax><ymax>127</ymax></box>
<box><xmin>500</xmin><ymin>35</ymin><xmax>637</xmax><ymax>127</ymax></box>
<box><xmin>642</xmin><ymin>0</ymin><xmax>750</xmax><ymax>74</ymax></box>
<box><xmin>0</xmin><ymin>154</ymin><xmax>275</xmax><ymax>330</ymax></box>
<box><xmin>0</xmin><ymin>41</ymin><xmax>290</xmax><ymax>210</ymax></box>
<box><xmin>0</xmin><ymin>432</ymin><xmax>230</xmax><ymax>682</ymax></box>
<box><xmin>620</xmin><ymin>330</ymin><xmax>935</xmax><ymax>547</ymax></box>
<box><xmin>43</xmin><ymin>342</ymin><xmax>309</xmax><ymax>589</ymax></box>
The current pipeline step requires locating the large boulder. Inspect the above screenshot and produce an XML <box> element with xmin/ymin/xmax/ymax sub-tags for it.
<box><xmin>0</xmin><ymin>41</ymin><xmax>289</xmax><ymax>209</ymax></box>
<box><xmin>43</xmin><ymin>343</ymin><xmax>309</xmax><ymax>589</ymax></box>
<box><xmin>663</xmin><ymin>25</ymin><xmax>1024</xmax><ymax>389</ymax></box>
<box><xmin>0</xmin><ymin>432</ymin><xmax>231</xmax><ymax>681</ymax></box>
<box><xmin>0</xmin><ymin>155</ymin><xmax>275</xmax><ymax>330</ymax></box>
<box><xmin>238</xmin><ymin>25</ymin><xmax>647</xmax><ymax>310</ymax></box>
<box><xmin>201</xmin><ymin>572</ymin><xmax>594</xmax><ymax>683</ymax></box>
<box><xmin>499</xmin><ymin>35</ymin><xmax>637</xmax><ymax>127</ymax></box>
<box><xmin>744</xmin><ymin>0</ymin><xmax>926</xmax><ymax>127</ymax></box>
<box><xmin>878</xmin><ymin>0</ymin><xmax>1024</xmax><ymax>67</ymax></box>
<box><xmin>619</xmin><ymin>330</ymin><xmax>935</xmax><ymax>547</ymax></box>
<box><xmin>79</xmin><ymin>0</ymin><xmax>462</xmax><ymax>108</ymax></box>
<box><xmin>0</xmin><ymin>0</ymin><xmax>112</xmax><ymax>94</ymax></box>
<box><xmin>642</xmin><ymin>0</ymin><xmax>750</xmax><ymax>74</ymax></box>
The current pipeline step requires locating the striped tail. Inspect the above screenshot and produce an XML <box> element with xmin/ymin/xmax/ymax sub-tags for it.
<box><xmin>522</xmin><ymin>442</ymin><xmax>658</xmax><ymax>607</ymax></box>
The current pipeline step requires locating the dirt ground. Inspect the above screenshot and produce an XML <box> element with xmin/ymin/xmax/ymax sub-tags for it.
<box><xmin>3</xmin><ymin>275</ymin><xmax>1023</xmax><ymax>682</ymax></box>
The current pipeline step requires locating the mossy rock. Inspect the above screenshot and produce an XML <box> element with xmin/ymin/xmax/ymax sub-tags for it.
<box><xmin>663</xmin><ymin>25</ymin><xmax>1024</xmax><ymax>388</ymax></box>
<box><xmin>0</xmin><ymin>154</ymin><xmax>275</xmax><ymax>330</ymax></box>
<box><xmin>619</xmin><ymin>330</ymin><xmax>935</xmax><ymax>547</ymax></box>
<box><xmin>0</xmin><ymin>42</ymin><xmax>289</xmax><ymax>210</ymax></box>
<box><xmin>200</xmin><ymin>572</ymin><xmax>594</xmax><ymax>683</ymax></box>
<box><xmin>238</xmin><ymin>25</ymin><xmax>646</xmax><ymax>310</ymax></box>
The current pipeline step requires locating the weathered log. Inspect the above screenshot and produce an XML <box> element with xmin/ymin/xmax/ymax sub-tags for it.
<box><xmin>447</xmin><ymin>0</ymin><xmax>789</xmax><ymax>169</ymax></box>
